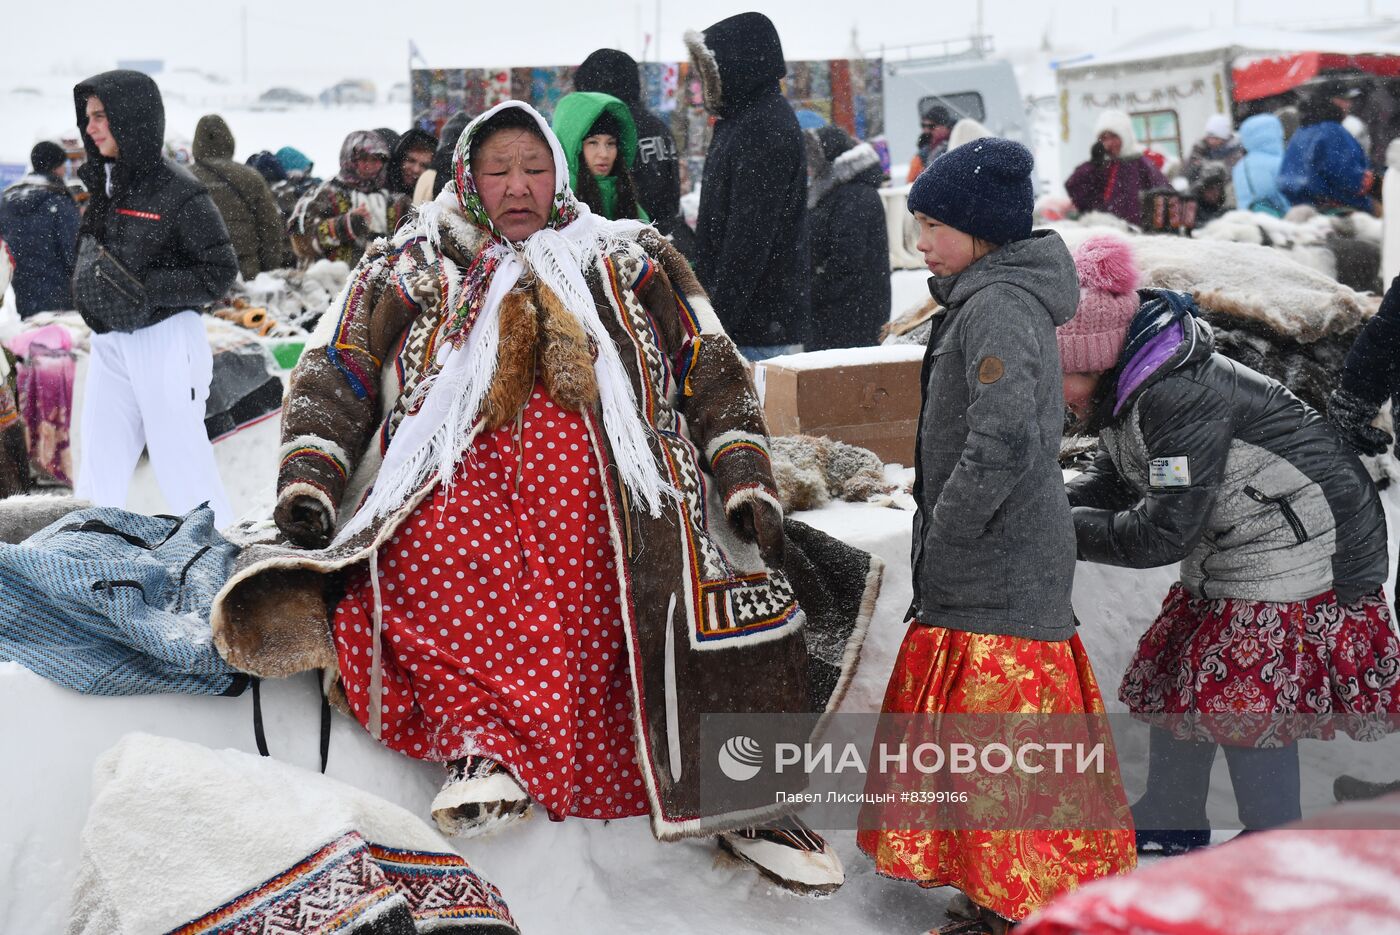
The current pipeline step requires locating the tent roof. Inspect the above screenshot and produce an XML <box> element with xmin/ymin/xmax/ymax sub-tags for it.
<box><xmin>1058</xmin><ymin>26</ymin><xmax>1400</xmax><ymax>73</ymax></box>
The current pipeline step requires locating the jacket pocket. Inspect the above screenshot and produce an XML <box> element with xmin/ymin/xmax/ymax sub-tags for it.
<box><xmin>72</xmin><ymin>236</ymin><xmax>148</xmax><ymax>331</ymax></box>
<box><xmin>1243</xmin><ymin>485</ymin><xmax>1308</xmax><ymax>545</ymax></box>
<box><xmin>920</xmin><ymin>518</ymin><xmax>1009</xmax><ymax>611</ymax></box>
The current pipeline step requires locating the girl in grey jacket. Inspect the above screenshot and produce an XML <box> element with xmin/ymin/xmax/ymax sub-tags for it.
<box><xmin>857</xmin><ymin>139</ymin><xmax>1136</xmax><ymax>935</ymax></box>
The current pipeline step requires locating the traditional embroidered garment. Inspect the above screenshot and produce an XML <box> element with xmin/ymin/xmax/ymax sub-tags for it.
<box><xmin>335</xmin><ymin>384</ymin><xmax>647</xmax><ymax>820</ymax></box>
<box><xmin>213</xmin><ymin>101</ymin><xmax>883</xmax><ymax>841</ymax></box>
<box><xmin>1122</xmin><ymin>584</ymin><xmax>1400</xmax><ymax>745</ymax></box>
<box><xmin>10</xmin><ymin>329</ymin><xmax>75</xmax><ymax>485</ymax></box>
<box><xmin>69</xmin><ymin>734</ymin><xmax>518</xmax><ymax>935</ymax></box>
<box><xmin>856</xmin><ymin>623</ymin><xmax>1138</xmax><ymax>922</ymax></box>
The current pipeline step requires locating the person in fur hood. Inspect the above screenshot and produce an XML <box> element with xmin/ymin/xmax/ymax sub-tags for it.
<box><xmin>287</xmin><ymin>129</ymin><xmax>411</xmax><ymax>266</ymax></box>
<box><xmin>210</xmin><ymin>101</ymin><xmax>882</xmax><ymax>896</ymax></box>
<box><xmin>804</xmin><ymin>125</ymin><xmax>889</xmax><ymax>350</ymax></box>
<box><xmin>1065</xmin><ymin>109</ymin><xmax>1169</xmax><ymax>225</ymax></box>
<box><xmin>686</xmin><ymin>12</ymin><xmax>810</xmax><ymax>358</ymax></box>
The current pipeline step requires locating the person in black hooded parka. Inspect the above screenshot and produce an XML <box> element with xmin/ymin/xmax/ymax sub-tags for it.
<box><xmin>804</xmin><ymin>126</ymin><xmax>889</xmax><ymax>351</ymax></box>
<box><xmin>70</xmin><ymin>69</ymin><xmax>237</xmax><ymax>527</ymax></box>
<box><xmin>573</xmin><ymin>48</ymin><xmax>680</xmax><ymax>234</ymax></box>
<box><xmin>686</xmin><ymin>12</ymin><xmax>810</xmax><ymax>358</ymax></box>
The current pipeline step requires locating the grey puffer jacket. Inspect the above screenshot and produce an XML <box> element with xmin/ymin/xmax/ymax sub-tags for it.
<box><xmin>912</xmin><ymin>231</ymin><xmax>1080</xmax><ymax>640</ymax></box>
<box><xmin>1068</xmin><ymin>290</ymin><xmax>1388</xmax><ymax>604</ymax></box>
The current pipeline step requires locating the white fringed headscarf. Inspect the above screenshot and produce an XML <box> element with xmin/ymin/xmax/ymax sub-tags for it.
<box><xmin>334</xmin><ymin>101</ymin><xmax>668</xmax><ymax>545</ymax></box>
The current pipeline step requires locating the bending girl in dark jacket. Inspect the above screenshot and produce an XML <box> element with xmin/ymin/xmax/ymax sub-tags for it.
<box><xmin>1059</xmin><ymin>235</ymin><xmax>1400</xmax><ymax>853</ymax></box>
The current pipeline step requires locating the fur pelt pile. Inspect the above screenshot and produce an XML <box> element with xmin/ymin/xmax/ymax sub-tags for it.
<box><xmin>887</xmin><ymin>225</ymin><xmax>1378</xmax><ymax>422</ymax></box>
<box><xmin>770</xmin><ymin>435</ymin><xmax>893</xmax><ymax>512</ymax></box>
<box><xmin>232</xmin><ymin>259</ymin><xmax>352</xmax><ymax>333</ymax></box>
<box><xmin>1194</xmin><ymin>206</ymin><xmax>1383</xmax><ymax>294</ymax></box>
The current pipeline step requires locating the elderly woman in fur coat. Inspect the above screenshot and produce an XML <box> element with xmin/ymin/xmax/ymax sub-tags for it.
<box><xmin>211</xmin><ymin>101</ymin><xmax>881</xmax><ymax>895</ymax></box>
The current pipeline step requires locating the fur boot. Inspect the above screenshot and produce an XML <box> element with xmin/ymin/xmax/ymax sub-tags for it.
<box><xmin>431</xmin><ymin>756</ymin><xmax>532</xmax><ymax>838</ymax></box>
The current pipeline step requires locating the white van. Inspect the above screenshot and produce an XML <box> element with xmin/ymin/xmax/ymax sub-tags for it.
<box><xmin>882</xmin><ymin>56</ymin><xmax>1029</xmax><ymax>170</ymax></box>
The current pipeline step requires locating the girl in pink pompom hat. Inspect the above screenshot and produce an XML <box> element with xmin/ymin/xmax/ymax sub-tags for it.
<box><xmin>1059</xmin><ymin>234</ymin><xmax>1400</xmax><ymax>857</ymax></box>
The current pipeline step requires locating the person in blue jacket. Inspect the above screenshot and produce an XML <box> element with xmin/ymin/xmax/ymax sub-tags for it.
<box><xmin>1232</xmin><ymin>113</ymin><xmax>1290</xmax><ymax>216</ymax></box>
<box><xmin>1277</xmin><ymin>88</ymin><xmax>1373</xmax><ymax>213</ymax></box>
<box><xmin>0</xmin><ymin>142</ymin><xmax>80</xmax><ymax>316</ymax></box>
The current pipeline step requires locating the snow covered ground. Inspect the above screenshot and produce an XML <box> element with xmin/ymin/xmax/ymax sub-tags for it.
<box><xmin>6</xmin><ymin>419</ymin><xmax>1400</xmax><ymax>930</ymax></box>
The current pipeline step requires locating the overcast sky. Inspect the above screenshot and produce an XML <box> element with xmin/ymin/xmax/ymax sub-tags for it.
<box><xmin>4</xmin><ymin>0</ymin><xmax>1400</xmax><ymax>93</ymax></box>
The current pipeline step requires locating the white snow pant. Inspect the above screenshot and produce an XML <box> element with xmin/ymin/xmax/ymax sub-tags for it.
<box><xmin>75</xmin><ymin>311</ymin><xmax>233</xmax><ymax>528</ymax></box>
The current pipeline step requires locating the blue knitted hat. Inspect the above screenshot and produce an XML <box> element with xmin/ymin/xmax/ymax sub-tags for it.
<box><xmin>907</xmin><ymin>137</ymin><xmax>1035</xmax><ymax>246</ymax></box>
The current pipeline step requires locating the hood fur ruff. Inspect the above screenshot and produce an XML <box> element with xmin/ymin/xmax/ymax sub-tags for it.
<box><xmin>684</xmin><ymin>30</ymin><xmax>723</xmax><ymax>114</ymax></box>
<box><xmin>808</xmin><ymin>142</ymin><xmax>881</xmax><ymax>207</ymax></box>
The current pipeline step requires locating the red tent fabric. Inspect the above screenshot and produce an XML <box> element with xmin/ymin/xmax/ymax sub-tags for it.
<box><xmin>1233</xmin><ymin>52</ymin><xmax>1400</xmax><ymax>102</ymax></box>
<box><xmin>1018</xmin><ymin>795</ymin><xmax>1400</xmax><ymax>934</ymax></box>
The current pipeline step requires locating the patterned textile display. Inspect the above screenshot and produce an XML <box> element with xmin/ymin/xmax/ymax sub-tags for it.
<box><xmin>1122</xmin><ymin>583</ymin><xmax>1400</xmax><ymax>746</ymax></box>
<box><xmin>856</xmin><ymin>622</ymin><xmax>1137</xmax><ymax>922</ymax></box>
<box><xmin>410</xmin><ymin>57</ymin><xmax>885</xmax><ymax>178</ymax></box>
<box><xmin>68</xmin><ymin>734</ymin><xmax>519</xmax><ymax>935</ymax></box>
<box><xmin>0</xmin><ymin>504</ymin><xmax>243</xmax><ymax>696</ymax></box>
<box><xmin>11</xmin><ymin>334</ymin><xmax>75</xmax><ymax>486</ymax></box>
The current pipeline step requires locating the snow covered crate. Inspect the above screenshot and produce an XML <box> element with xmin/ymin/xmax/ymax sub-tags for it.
<box><xmin>755</xmin><ymin>346</ymin><xmax>924</xmax><ymax>465</ymax></box>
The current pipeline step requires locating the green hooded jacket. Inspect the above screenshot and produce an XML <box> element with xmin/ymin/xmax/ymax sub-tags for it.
<box><xmin>551</xmin><ymin>91</ymin><xmax>648</xmax><ymax>221</ymax></box>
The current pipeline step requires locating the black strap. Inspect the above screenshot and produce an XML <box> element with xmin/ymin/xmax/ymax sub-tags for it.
<box><xmin>252</xmin><ymin>676</ymin><xmax>270</xmax><ymax>757</ymax></box>
<box><xmin>250</xmin><ymin>673</ymin><xmax>331</xmax><ymax>773</ymax></box>
<box><xmin>319</xmin><ymin>680</ymin><xmax>332</xmax><ymax>775</ymax></box>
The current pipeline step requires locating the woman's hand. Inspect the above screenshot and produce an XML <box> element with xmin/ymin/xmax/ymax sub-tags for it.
<box><xmin>275</xmin><ymin>493</ymin><xmax>334</xmax><ymax>549</ymax></box>
<box><xmin>729</xmin><ymin>497</ymin><xmax>786</xmax><ymax>570</ymax></box>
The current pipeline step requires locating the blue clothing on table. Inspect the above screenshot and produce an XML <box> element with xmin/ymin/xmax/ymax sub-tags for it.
<box><xmin>0</xmin><ymin>504</ymin><xmax>245</xmax><ymax>696</ymax></box>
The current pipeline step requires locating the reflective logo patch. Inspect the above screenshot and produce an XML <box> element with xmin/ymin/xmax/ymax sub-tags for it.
<box><xmin>977</xmin><ymin>356</ymin><xmax>1005</xmax><ymax>384</ymax></box>
<box><xmin>1149</xmin><ymin>457</ymin><xmax>1191</xmax><ymax>487</ymax></box>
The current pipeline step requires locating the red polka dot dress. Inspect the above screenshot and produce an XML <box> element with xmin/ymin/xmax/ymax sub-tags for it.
<box><xmin>333</xmin><ymin>383</ymin><xmax>648</xmax><ymax>821</ymax></box>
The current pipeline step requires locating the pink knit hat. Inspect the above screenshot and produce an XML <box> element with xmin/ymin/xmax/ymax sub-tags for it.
<box><xmin>1058</xmin><ymin>235</ymin><xmax>1141</xmax><ymax>374</ymax></box>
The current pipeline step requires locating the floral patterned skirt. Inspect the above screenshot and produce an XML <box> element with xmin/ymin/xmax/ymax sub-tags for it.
<box><xmin>1120</xmin><ymin>584</ymin><xmax>1400</xmax><ymax>746</ymax></box>
<box><xmin>855</xmin><ymin>623</ymin><xmax>1137</xmax><ymax>921</ymax></box>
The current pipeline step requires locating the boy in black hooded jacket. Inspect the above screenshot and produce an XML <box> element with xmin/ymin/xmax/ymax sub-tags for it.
<box><xmin>70</xmin><ymin>69</ymin><xmax>237</xmax><ymax>526</ymax></box>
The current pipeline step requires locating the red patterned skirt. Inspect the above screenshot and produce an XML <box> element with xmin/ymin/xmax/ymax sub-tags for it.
<box><xmin>1121</xmin><ymin>584</ymin><xmax>1400</xmax><ymax>745</ymax></box>
<box><xmin>856</xmin><ymin>623</ymin><xmax>1137</xmax><ymax>922</ymax></box>
<box><xmin>333</xmin><ymin>384</ymin><xmax>647</xmax><ymax>821</ymax></box>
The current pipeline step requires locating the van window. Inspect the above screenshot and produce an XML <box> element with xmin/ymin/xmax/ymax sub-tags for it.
<box><xmin>919</xmin><ymin>92</ymin><xmax>986</xmax><ymax>124</ymax></box>
<box><xmin>1131</xmin><ymin>110</ymin><xmax>1182</xmax><ymax>159</ymax></box>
